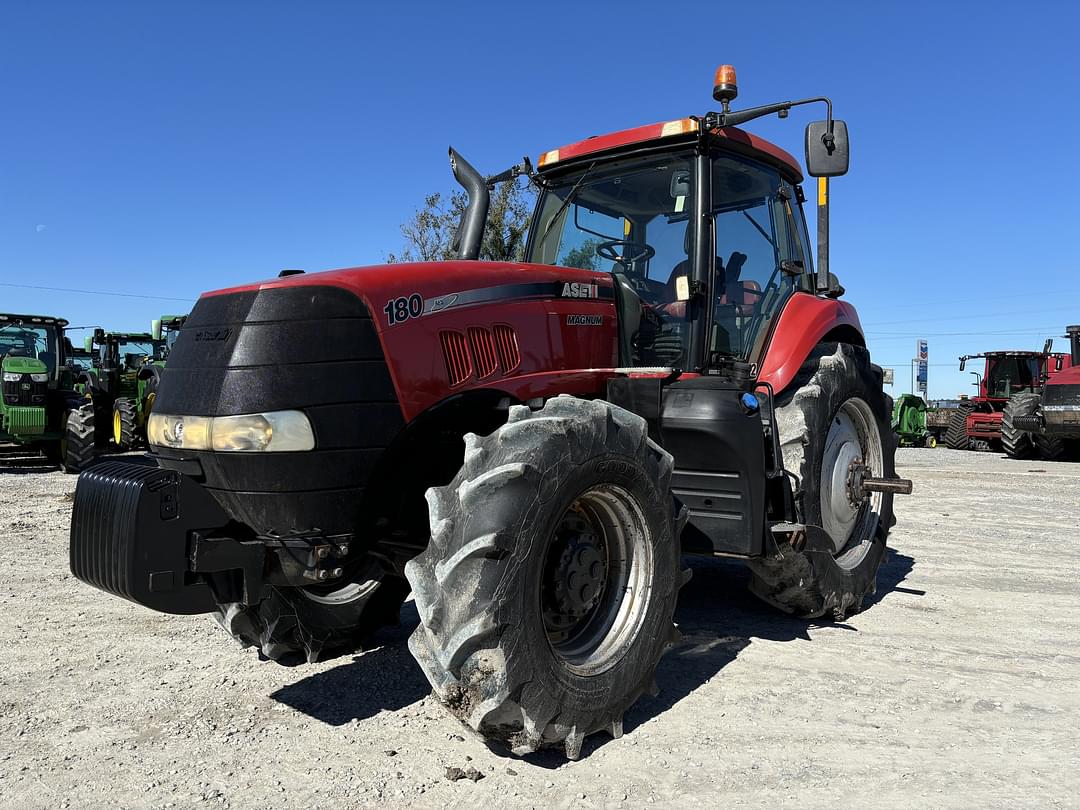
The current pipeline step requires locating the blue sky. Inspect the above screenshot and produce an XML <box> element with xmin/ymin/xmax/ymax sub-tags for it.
<box><xmin>1</xmin><ymin>2</ymin><xmax>1077</xmax><ymax>398</ymax></box>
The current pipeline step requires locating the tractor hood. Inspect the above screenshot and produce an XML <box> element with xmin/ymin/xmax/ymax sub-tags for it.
<box><xmin>202</xmin><ymin>260</ymin><xmax>614</xmax><ymax>332</ymax></box>
<box><xmin>1</xmin><ymin>355</ymin><xmax>47</xmax><ymax>375</ymax></box>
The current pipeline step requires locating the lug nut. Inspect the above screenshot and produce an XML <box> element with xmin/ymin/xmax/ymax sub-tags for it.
<box><xmin>316</xmin><ymin>546</ymin><xmax>329</xmax><ymax>560</ymax></box>
<box><xmin>338</xmin><ymin>544</ymin><xmax>349</xmax><ymax>555</ymax></box>
<box><xmin>332</xmin><ymin>567</ymin><xmax>343</xmax><ymax>578</ymax></box>
<box><xmin>318</xmin><ymin>570</ymin><xmax>329</xmax><ymax>580</ymax></box>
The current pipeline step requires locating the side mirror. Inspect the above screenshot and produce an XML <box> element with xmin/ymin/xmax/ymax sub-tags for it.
<box><xmin>151</xmin><ymin>319</ymin><xmax>162</xmax><ymax>341</ymax></box>
<box><xmin>959</xmin><ymin>358</ymin><xmax>966</xmax><ymax>371</ymax></box>
<box><xmin>805</xmin><ymin>120</ymin><xmax>849</xmax><ymax>177</ymax></box>
<box><xmin>669</xmin><ymin>171</ymin><xmax>690</xmax><ymax>199</ymax></box>
<box><xmin>1056</xmin><ymin>356</ymin><xmax>1064</xmax><ymax>372</ymax></box>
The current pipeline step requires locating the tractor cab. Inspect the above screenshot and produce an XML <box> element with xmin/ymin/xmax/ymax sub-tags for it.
<box><xmin>959</xmin><ymin>350</ymin><xmax>1068</xmax><ymax>403</ymax></box>
<box><xmin>519</xmin><ymin>84</ymin><xmax>843</xmax><ymax>378</ymax></box>
<box><xmin>85</xmin><ymin>329</ymin><xmax>164</xmax><ymax>392</ymax></box>
<box><xmin>527</xmin><ymin>146</ymin><xmax>812</xmax><ymax>371</ymax></box>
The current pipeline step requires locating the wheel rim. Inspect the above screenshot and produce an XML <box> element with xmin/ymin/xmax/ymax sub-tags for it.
<box><xmin>820</xmin><ymin>397</ymin><xmax>883</xmax><ymax>566</ymax></box>
<box><xmin>299</xmin><ymin>557</ymin><xmax>384</xmax><ymax>606</ymax></box>
<box><xmin>112</xmin><ymin>409</ymin><xmax>122</xmax><ymax>444</ymax></box>
<box><xmin>300</xmin><ymin>579</ymin><xmax>381</xmax><ymax>606</ymax></box>
<box><xmin>541</xmin><ymin>485</ymin><xmax>653</xmax><ymax>676</ymax></box>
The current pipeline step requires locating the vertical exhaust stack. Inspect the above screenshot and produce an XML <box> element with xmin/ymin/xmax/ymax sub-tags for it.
<box><xmin>449</xmin><ymin>147</ymin><xmax>489</xmax><ymax>261</ymax></box>
<box><xmin>1067</xmin><ymin>325</ymin><xmax>1080</xmax><ymax>366</ymax></box>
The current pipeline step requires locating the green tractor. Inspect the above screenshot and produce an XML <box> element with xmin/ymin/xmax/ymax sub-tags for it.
<box><xmin>79</xmin><ymin>327</ymin><xmax>166</xmax><ymax>451</ymax></box>
<box><xmin>76</xmin><ymin>316</ymin><xmax>187</xmax><ymax>452</ymax></box>
<box><xmin>0</xmin><ymin>313</ymin><xmax>94</xmax><ymax>470</ymax></box>
<box><xmin>891</xmin><ymin>393</ymin><xmax>936</xmax><ymax>448</ymax></box>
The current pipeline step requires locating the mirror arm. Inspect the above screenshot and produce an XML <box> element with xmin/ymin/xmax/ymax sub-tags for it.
<box><xmin>703</xmin><ymin>96</ymin><xmax>833</xmax><ymax>132</ymax></box>
<box><xmin>484</xmin><ymin>156</ymin><xmax>535</xmax><ymax>189</ymax></box>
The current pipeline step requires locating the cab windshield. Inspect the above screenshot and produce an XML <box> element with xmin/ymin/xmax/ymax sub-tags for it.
<box><xmin>528</xmin><ymin>152</ymin><xmax>696</xmax><ymax>367</ymax></box>
<box><xmin>0</xmin><ymin>323</ymin><xmax>60</xmax><ymax>376</ymax></box>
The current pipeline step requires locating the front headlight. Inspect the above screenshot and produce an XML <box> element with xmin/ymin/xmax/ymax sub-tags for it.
<box><xmin>147</xmin><ymin>410</ymin><xmax>314</xmax><ymax>452</ymax></box>
<box><xmin>30</xmin><ymin>373</ymin><xmax>49</xmax><ymax>382</ymax></box>
<box><xmin>2</xmin><ymin>372</ymin><xmax>21</xmax><ymax>382</ymax></box>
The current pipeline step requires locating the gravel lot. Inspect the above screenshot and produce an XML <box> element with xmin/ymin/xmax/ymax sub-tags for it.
<box><xmin>1</xmin><ymin>447</ymin><xmax>1078</xmax><ymax>808</ymax></box>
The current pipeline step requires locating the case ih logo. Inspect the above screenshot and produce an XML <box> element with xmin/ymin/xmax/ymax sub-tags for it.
<box><xmin>561</xmin><ymin>282</ymin><xmax>599</xmax><ymax>299</ymax></box>
<box><xmin>194</xmin><ymin>328</ymin><xmax>233</xmax><ymax>342</ymax></box>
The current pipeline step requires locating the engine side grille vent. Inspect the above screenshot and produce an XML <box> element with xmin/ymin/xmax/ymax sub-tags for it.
<box><xmin>440</xmin><ymin>330</ymin><xmax>473</xmax><ymax>386</ymax></box>
<box><xmin>468</xmin><ymin>327</ymin><xmax>499</xmax><ymax>379</ymax></box>
<box><xmin>493</xmin><ymin>324</ymin><xmax>521</xmax><ymax>373</ymax></box>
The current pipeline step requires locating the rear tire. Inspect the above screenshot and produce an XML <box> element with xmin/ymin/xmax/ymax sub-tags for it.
<box><xmin>112</xmin><ymin>398</ymin><xmax>137</xmax><ymax>449</ymax></box>
<box><xmin>1001</xmin><ymin>393</ymin><xmax>1037</xmax><ymax>459</ymax></box>
<box><xmin>63</xmin><ymin>402</ymin><xmax>96</xmax><ymax>473</ymax></box>
<box><xmin>405</xmin><ymin>396</ymin><xmax>686</xmax><ymax>759</ymax></box>
<box><xmin>746</xmin><ymin>343</ymin><xmax>896</xmax><ymax>620</ymax></box>
<box><xmin>1035</xmin><ymin>433</ymin><xmax>1067</xmax><ymax>462</ymax></box>
<box><xmin>214</xmin><ymin>559</ymin><xmax>409</xmax><ymax>665</ymax></box>
<box><xmin>944</xmin><ymin>406</ymin><xmax>971</xmax><ymax>450</ymax></box>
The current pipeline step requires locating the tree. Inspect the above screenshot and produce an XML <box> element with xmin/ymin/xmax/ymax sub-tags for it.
<box><xmin>387</xmin><ymin>178</ymin><xmax>535</xmax><ymax>264</ymax></box>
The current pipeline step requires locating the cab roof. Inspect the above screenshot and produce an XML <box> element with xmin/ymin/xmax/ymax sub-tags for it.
<box><xmin>0</xmin><ymin>313</ymin><xmax>69</xmax><ymax>328</ymax></box>
<box><xmin>537</xmin><ymin>118</ymin><xmax>803</xmax><ymax>183</ymax></box>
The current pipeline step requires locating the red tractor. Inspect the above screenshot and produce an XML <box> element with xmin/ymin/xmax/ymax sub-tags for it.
<box><xmin>69</xmin><ymin>67</ymin><xmax>911</xmax><ymax>759</ymax></box>
<box><xmin>1001</xmin><ymin>325</ymin><xmax>1080</xmax><ymax>460</ymax></box>
<box><xmin>945</xmin><ymin>348</ymin><xmax>1070</xmax><ymax>451</ymax></box>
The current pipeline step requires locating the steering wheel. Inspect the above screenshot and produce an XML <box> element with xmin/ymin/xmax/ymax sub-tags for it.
<box><xmin>596</xmin><ymin>239</ymin><xmax>655</xmax><ymax>266</ymax></box>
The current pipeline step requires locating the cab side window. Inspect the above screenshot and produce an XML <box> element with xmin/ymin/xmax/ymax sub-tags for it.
<box><xmin>710</xmin><ymin>155</ymin><xmax>802</xmax><ymax>359</ymax></box>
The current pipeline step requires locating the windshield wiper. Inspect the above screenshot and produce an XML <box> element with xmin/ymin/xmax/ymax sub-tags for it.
<box><xmin>537</xmin><ymin>161</ymin><xmax>598</xmax><ymax>250</ymax></box>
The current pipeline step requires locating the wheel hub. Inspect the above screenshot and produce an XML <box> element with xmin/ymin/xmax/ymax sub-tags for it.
<box><xmin>543</xmin><ymin>510</ymin><xmax>608</xmax><ymax>637</ymax></box>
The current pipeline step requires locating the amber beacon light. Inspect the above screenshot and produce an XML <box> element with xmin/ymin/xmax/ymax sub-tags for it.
<box><xmin>712</xmin><ymin>64</ymin><xmax>738</xmax><ymax>108</ymax></box>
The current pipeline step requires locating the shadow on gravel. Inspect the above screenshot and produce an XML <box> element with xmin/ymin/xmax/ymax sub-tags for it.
<box><xmin>623</xmin><ymin>547</ymin><xmax>918</xmax><ymax>737</ymax></box>
<box><xmin>269</xmin><ymin>602</ymin><xmax>429</xmax><ymax>726</ymax></box>
<box><xmin>0</xmin><ymin>454</ymin><xmax>58</xmax><ymax>474</ymax></box>
<box><xmin>274</xmin><ymin>550</ymin><xmax>917</xmax><ymax>762</ymax></box>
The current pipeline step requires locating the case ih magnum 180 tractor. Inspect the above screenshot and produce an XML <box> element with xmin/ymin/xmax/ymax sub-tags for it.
<box><xmin>1001</xmin><ymin>325</ymin><xmax>1080</xmax><ymax>460</ymax></box>
<box><xmin>945</xmin><ymin>348</ymin><xmax>1070</xmax><ymax>451</ymax></box>
<box><xmin>70</xmin><ymin>68</ymin><xmax>911</xmax><ymax>759</ymax></box>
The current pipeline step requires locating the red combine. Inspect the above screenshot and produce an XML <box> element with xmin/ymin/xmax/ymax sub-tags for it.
<box><xmin>69</xmin><ymin>66</ymin><xmax>911</xmax><ymax>759</ymax></box>
<box><xmin>945</xmin><ymin>348</ymin><xmax>1070</xmax><ymax>451</ymax></box>
<box><xmin>1001</xmin><ymin>325</ymin><xmax>1080</xmax><ymax>460</ymax></box>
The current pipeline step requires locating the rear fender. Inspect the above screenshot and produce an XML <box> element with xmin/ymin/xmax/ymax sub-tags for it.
<box><xmin>757</xmin><ymin>293</ymin><xmax>864</xmax><ymax>395</ymax></box>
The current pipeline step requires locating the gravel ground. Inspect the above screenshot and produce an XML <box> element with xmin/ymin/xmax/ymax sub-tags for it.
<box><xmin>1</xmin><ymin>447</ymin><xmax>1078</xmax><ymax>808</ymax></box>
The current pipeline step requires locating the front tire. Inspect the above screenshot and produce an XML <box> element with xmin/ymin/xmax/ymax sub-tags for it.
<box><xmin>944</xmin><ymin>406</ymin><xmax>971</xmax><ymax>450</ymax></box>
<box><xmin>63</xmin><ymin>402</ymin><xmax>96</xmax><ymax>473</ymax></box>
<box><xmin>112</xmin><ymin>398</ymin><xmax>137</xmax><ymax>449</ymax></box>
<box><xmin>405</xmin><ymin>396</ymin><xmax>686</xmax><ymax>759</ymax></box>
<box><xmin>747</xmin><ymin>343</ymin><xmax>896</xmax><ymax>620</ymax></box>
<box><xmin>214</xmin><ymin>559</ymin><xmax>409</xmax><ymax>665</ymax></box>
<box><xmin>1001</xmin><ymin>393</ymin><xmax>1037</xmax><ymax>459</ymax></box>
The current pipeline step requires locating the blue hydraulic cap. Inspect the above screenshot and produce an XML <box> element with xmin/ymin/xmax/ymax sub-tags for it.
<box><xmin>740</xmin><ymin>392</ymin><xmax>760</xmax><ymax>413</ymax></box>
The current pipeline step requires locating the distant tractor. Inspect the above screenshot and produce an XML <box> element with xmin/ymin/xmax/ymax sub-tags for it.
<box><xmin>892</xmin><ymin>393</ymin><xmax>935</xmax><ymax>447</ymax></box>
<box><xmin>0</xmin><ymin>313</ymin><xmax>91</xmax><ymax>470</ymax></box>
<box><xmin>79</xmin><ymin>327</ymin><xmax>167</xmax><ymax>451</ymax></box>
<box><xmin>944</xmin><ymin>349</ymin><xmax>1069</xmax><ymax>451</ymax></box>
<box><xmin>1001</xmin><ymin>326</ymin><xmax>1080</xmax><ymax>460</ymax></box>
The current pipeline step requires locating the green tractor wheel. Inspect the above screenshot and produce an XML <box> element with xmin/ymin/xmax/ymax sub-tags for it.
<box><xmin>63</xmin><ymin>402</ymin><xmax>97</xmax><ymax>473</ymax></box>
<box><xmin>112</xmin><ymin>398</ymin><xmax>137</xmax><ymax>449</ymax></box>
